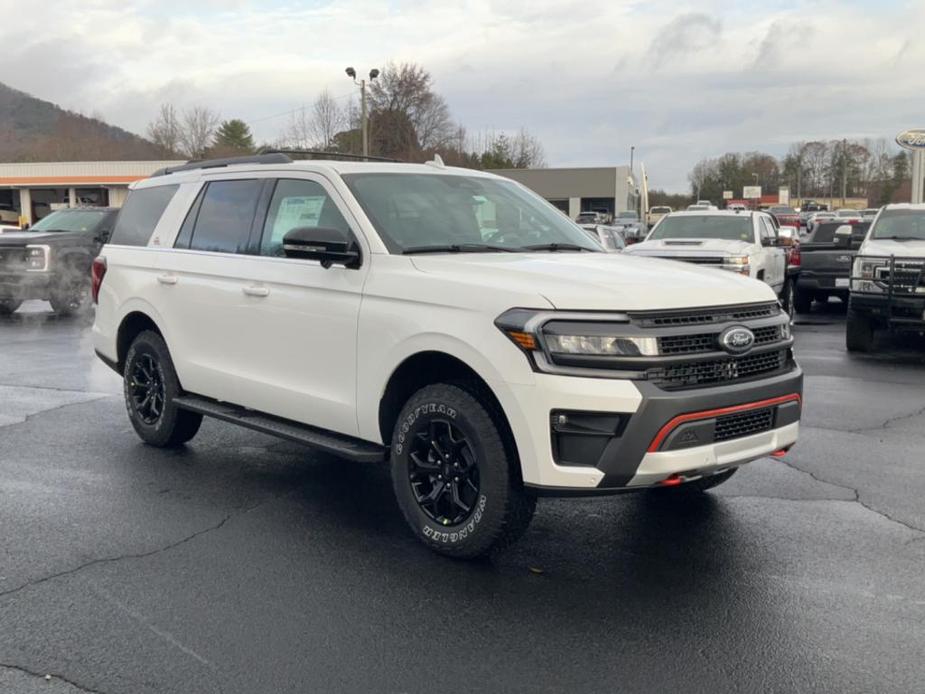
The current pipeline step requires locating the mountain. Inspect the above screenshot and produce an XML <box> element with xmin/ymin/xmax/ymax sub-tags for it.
<box><xmin>0</xmin><ymin>81</ymin><xmax>169</xmax><ymax>161</ymax></box>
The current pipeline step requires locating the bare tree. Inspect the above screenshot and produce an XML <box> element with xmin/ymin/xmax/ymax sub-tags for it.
<box><xmin>282</xmin><ymin>106</ymin><xmax>312</xmax><ymax>149</ymax></box>
<box><xmin>179</xmin><ymin>106</ymin><xmax>220</xmax><ymax>159</ymax></box>
<box><xmin>147</xmin><ymin>104</ymin><xmax>182</xmax><ymax>155</ymax></box>
<box><xmin>511</xmin><ymin>128</ymin><xmax>546</xmax><ymax>168</ymax></box>
<box><xmin>368</xmin><ymin>62</ymin><xmax>456</xmax><ymax>151</ymax></box>
<box><xmin>310</xmin><ymin>90</ymin><xmax>346</xmax><ymax>149</ymax></box>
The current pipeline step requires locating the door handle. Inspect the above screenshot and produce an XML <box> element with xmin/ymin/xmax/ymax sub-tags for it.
<box><xmin>157</xmin><ymin>274</ymin><xmax>178</xmax><ymax>285</ymax></box>
<box><xmin>242</xmin><ymin>286</ymin><xmax>270</xmax><ymax>298</ymax></box>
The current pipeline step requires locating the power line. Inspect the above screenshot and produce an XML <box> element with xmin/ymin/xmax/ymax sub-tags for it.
<box><xmin>245</xmin><ymin>91</ymin><xmax>356</xmax><ymax>125</ymax></box>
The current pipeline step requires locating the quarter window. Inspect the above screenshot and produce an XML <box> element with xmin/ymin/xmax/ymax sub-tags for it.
<box><xmin>259</xmin><ymin>179</ymin><xmax>350</xmax><ymax>257</ymax></box>
<box><xmin>110</xmin><ymin>184</ymin><xmax>179</xmax><ymax>247</ymax></box>
<box><xmin>187</xmin><ymin>180</ymin><xmax>263</xmax><ymax>254</ymax></box>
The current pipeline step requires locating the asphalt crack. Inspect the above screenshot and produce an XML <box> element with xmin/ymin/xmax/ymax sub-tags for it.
<box><xmin>859</xmin><ymin>403</ymin><xmax>925</xmax><ymax>432</ymax></box>
<box><xmin>776</xmin><ymin>457</ymin><xmax>925</xmax><ymax>537</ymax></box>
<box><xmin>0</xmin><ymin>662</ymin><xmax>108</xmax><ymax>694</ymax></box>
<box><xmin>0</xmin><ymin>502</ymin><xmax>259</xmax><ymax>600</ymax></box>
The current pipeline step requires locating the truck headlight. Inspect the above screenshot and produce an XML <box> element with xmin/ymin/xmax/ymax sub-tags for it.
<box><xmin>25</xmin><ymin>245</ymin><xmax>50</xmax><ymax>272</ymax></box>
<box><xmin>852</xmin><ymin>258</ymin><xmax>886</xmax><ymax>292</ymax></box>
<box><xmin>722</xmin><ymin>256</ymin><xmax>750</xmax><ymax>275</ymax></box>
<box><xmin>544</xmin><ymin>334</ymin><xmax>659</xmax><ymax>356</ymax></box>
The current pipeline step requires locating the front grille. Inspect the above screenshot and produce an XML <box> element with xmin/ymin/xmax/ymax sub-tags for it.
<box><xmin>636</xmin><ymin>302</ymin><xmax>779</xmax><ymax>328</ymax></box>
<box><xmin>714</xmin><ymin>408</ymin><xmax>774</xmax><ymax>442</ymax></box>
<box><xmin>0</xmin><ymin>248</ymin><xmax>25</xmax><ymax>271</ymax></box>
<box><xmin>876</xmin><ymin>262</ymin><xmax>925</xmax><ymax>294</ymax></box>
<box><xmin>658</xmin><ymin>325</ymin><xmax>783</xmax><ymax>355</ymax></box>
<box><xmin>650</xmin><ymin>349</ymin><xmax>788</xmax><ymax>390</ymax></box>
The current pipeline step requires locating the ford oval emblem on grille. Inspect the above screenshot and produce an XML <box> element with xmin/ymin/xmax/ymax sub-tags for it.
<box><xmin>720</xmin><ymin>326</ymin><xmax>755</xmax><ymax>355</ymax></box>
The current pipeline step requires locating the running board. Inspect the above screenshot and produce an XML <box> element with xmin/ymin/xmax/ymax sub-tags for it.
<box><xmin>173</xmin><ymin>394</ymin><xmax>386</xmax><ymax>463</ymax></box>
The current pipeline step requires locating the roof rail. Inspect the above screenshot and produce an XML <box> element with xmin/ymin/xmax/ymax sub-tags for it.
<box><xmin>258</xmin><ymin>148</ymin><xmax>402</xmax><ymax>163</ymax></box>
<box><xmin>150</xmin><ymin>153</ymin><xmax>293</xmax><ymax>177</ymax></box>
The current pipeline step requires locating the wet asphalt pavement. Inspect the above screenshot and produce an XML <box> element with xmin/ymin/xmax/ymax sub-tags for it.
<box><xmin>0</xmin><ymin>300</ymin><xmax>923</xmax><ymax>694</ymax></box>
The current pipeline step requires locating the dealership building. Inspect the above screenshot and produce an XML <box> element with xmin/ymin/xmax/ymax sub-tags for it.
<box><xmin>0</xmin><ymin>160</ymin><xmax>639</xmax><ymax>226</ymax></box>
<box><xmin>0</xmin><ymin>160</ymin><xmax>183</xmax><ymax>225</ymax></box>
<box><xmin>496</xmin><ymin>166</ymin><xmax>641</xmax><ymax>218</ymax></box>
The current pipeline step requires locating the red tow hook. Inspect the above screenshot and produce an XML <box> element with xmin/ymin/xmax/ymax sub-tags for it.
<box><xmin>771</xmin><ymin>448</ymin><xmax>791</xmax><ymax>458</ymax></box>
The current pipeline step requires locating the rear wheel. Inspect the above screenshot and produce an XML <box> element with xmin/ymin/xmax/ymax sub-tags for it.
<box><xmin>0</xmin><ymin>299</ymin><xmax>22</xmax><ymax>316</ymax></box>
<box><xmin>390</xmin><ymin>383</ymin><xmax>535</xmax><ymax>558</ymax></box>
<box><xmin>793</xmin><ymin>286</ymin><xmax>813</xmax><ymax>314</ymax></box>
<box><xmin>123</xmin><ymin>330</ymin><xmax>202</xmax><ymax>447</ymax></box>
<box><xmin>846</xmin><ymin>309</ymin><xmax>876</xmax><ymax>352</ymax></box>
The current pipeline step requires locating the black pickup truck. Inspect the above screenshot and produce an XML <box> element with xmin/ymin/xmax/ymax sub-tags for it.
<box><xmin>0</xmin><ymin>207</ymin><xmax>116</xmax><ymax>316</ymax></box>
<box><xmin>794</xmin><ymin>220</ymin><xmax>870</xmax><ymax>313</ymax></box>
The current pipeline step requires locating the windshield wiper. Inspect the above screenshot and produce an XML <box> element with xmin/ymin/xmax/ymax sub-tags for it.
<box><xmin>876</xmin><ymin>235</ymin><xmax>923</xmax><ymax>241</ymax></box>
<box><xmin>401</xmin><ymin>243</ymin><xmax>520</xmax><ymax>255</ymax></box>
<box><xmin>522</xmin><ymin>243</ymin><xmax>595</xmax><ymax>252</ymax></box>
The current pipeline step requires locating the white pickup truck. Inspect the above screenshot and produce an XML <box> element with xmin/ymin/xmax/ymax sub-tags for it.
<box><xmin>623</xmin><ymin>210</ymin><xmax>792</xmax><ymax>314</ymax></box>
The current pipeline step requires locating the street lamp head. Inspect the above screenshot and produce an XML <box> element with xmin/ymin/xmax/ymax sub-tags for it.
<box><xmin>369</xmin><ymin>68</ymin><xmax>380</xmax><ymax>80</ymax></box>
<box><xmin>345</xmin><ymin>67</ymin><xmax>356</xmax><ymax>79</ymax></box>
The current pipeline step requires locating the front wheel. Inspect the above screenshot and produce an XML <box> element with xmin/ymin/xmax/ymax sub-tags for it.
<box><xmin>0</xmin><ymin>299</ymin><xmax>22</xmax><ymax>316</ymax></box>
<box><xmin>123</xmin><ymin>330</ymin><xmax>203</xmax><ymax>447</ymax></box>
<box><xmin>50</xmin><ymin>280</ymin><xmax>91</xmax><ymax>316</ymax></box>
<box><xmin>846</xmin><ymin>309</ymin><xmax>876</xmax><ymax>352</ymax></box>
<box><xmin>390</xmin><ymin>383</ymin><xmax>535</xmax><ymax>558</ymax></box>
<box><xmin>779</xmin><ymin>279</ymin><xmax>795</xmax><ymax>320</ymax></box>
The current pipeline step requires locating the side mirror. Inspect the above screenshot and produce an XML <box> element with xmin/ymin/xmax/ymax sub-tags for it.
<box><xmin>834</xmin><ymin>225</ymin><xmax>852</xmax><ymax>248</ymax></box>
<box><xmin>761</xmin><ymin>235</ymin><xmax>776</xmax><ymax>247</ymax></box>
<box><xmin>282</xmin><ymin>227</ymin><xmax>360</xmax><ymax>269</ymax></box>
<box><xmin>95</xmin><ymin>229</ymin><xmax>112</xmax><ymax>244</ymax></box>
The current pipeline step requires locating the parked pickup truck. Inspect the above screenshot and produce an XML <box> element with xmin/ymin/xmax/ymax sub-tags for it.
<box><xmin>793</xmin><ymin>221</ymin><xmax>869</xmax><ymax>313</ymax></box>
<box><xmin>91</xmin><ymin>153</ymin><xmax>802</xmax><ymax>558</ymax></box>
<box><xmin>0</xmin><ymin>207</ymin><xmax>117</xmax><ymax>316</ymax></box>
<box><xmin>847</xmin><ymin>204</ymin><xmax>925</xmax><ymax>352</ymax></box>
<box><xmin>624</xmin><ymin>210</ymin><xmax>792</xmax><ymax>315</ymax></box>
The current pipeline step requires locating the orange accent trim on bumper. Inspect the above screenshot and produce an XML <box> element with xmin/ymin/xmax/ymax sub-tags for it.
<box><xmin>647</xmin><ymin>393</ymin><xmax>802</xmax><ymax>453</ymax></box>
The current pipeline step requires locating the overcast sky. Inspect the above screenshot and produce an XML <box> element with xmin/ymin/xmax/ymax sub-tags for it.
<box><xmin>0</xmin><ymin>0</ymin><xmax>922</xmax><ymax>191</ymax></box>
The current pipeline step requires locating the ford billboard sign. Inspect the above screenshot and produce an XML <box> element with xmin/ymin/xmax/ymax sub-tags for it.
<box><xmin>896</xmin><ymin>129</ymin><xmax>925</xmax><ymax>150</ymax></box>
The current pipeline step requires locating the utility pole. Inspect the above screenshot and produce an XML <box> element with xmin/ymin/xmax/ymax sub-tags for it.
<box><xmin>345</xmin><ymin>66</ymin><xmax>380</xmax><ymax>158</ymax></box>
<box><xmin>841</xmin><ymin>138</ymin><xmax>848</xmax><ymax>207</ymax></box>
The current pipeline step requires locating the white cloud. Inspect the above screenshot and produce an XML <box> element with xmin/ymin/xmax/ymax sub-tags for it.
<box><xmin>0</xmin><ymin>0</ymin><xmax>922</xmax><ymax>190</ymax></box>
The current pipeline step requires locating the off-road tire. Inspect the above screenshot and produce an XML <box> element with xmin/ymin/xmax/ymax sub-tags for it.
<box><xmin>0</xmin><ymin>299</ymin><xmax>22</xmax><ymax>316</ymax></box>
<box><xmin>390</xmin><ymin>383</ymin><xmax>536</xmax><ymax>559</ymax></box>
<box><xmin>123</xmin><ymin>330</ymin><xmax>202</xmax><ymax>447</ymax></box>
<box><xmin>779</xmin><ymin>278</ymin><xmax>795</xmax><ymax>319</ymax></box>
<box><xmin>845</xmin><ymin>309</ymin><xmax>876</xmax><ymax>353</ymax></box>
<box><xmin>793</xmin><ymin>286</ymin><xmax>813</xmax><ymax>314</ymax></box>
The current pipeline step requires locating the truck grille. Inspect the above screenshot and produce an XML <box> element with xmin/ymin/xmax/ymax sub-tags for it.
<box><xmin>876</xmin><ymin>262</ymin><xmax>925</xmax><ymax>294</ymax></box>
<box><xmin>714</xmin><ymin>408</ymin><xmax>774</xmax><ymax>442</ymax></box>
<box><xmin>658</xmin><ymin>325</ymin><xmax>784</xmax><ymax>355</ymax></box>
<box><xmin>650</xmin><ymin>349</ymin><xmax>788</xmax><ymax>390</ymax></box>
<box><xmin>668</xmin><ymin>256</ymin><xmax>725</xmax><ymax>265</ymax></box>
<box><xmin>636</xmin><ymin>302</ymin><xmax>780</xmax><ymax>327</ymax></box>
<box><xmin>0</xmin><ymin>247</ymin><xmax>26</xmax><ymax>270</ymax></box>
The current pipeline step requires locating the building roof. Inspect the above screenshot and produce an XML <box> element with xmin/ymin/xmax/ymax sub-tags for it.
<box><xmin>0</xmin><ymin>160</ymin><xmax>185</xmax><ymax>186</ymax></box>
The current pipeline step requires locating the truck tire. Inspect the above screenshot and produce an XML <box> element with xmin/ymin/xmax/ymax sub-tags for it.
<box><xmin>0</xmin><ymin>299</ymin><xmax>22</xmax><ymax>316</ymax></box>
<box><xmin>50</xmin><ymin>280</ymin><xmax>91</xmax><ymax>316</ymax></box>
<box><xmin>793</xmin><ymin>286</ymin><xmax>813</xmax><ymax>314</ymax></box>
<box><xmin>123</xmin><ymin>330</ymin><xmax>203</xmax><ymax>447</ymax></box>
<box><xmin>390</xmin><ymin>383</ymin><xmax>536</xmax><ymax>558</ymax></box>
<box><xmin>779</xmin><ymin>279</ymin><xmax>795</xmax><ymax>319</ymax></box>
<box><xmin>846</xmin><ymin>310</ymin><xmax>876</xmax><ymax>353</ymax></box>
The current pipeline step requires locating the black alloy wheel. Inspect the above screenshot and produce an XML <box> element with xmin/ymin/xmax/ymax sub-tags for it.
<box><xmin>408</xmin><ymin>419</ymin><xmax>481</xmax><ymax>526</ymax></box>
<box><xmin>129</xmin><ymin>353</ymin><xmax>166</xmax><ymax>425</ymax></box>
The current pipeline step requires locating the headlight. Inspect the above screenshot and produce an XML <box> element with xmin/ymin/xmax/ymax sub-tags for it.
<box><xmin>723</xmin><ymin>256</ymin><xmax>749</xmax><ymax>266</ymax></box>
<box><xmin>25</xmin><ymin>245</ymin><xmax>49</xmax><ymax>272</ymax></box>
<box><xmin>545</xmin><ymin>334</ymin><xmax>659</xmax><ymax>356</ymax></box>
<box><xmin>852</xmin><ymin>257</ymin><xmax>887</xmax><ymax>292</ymax></box>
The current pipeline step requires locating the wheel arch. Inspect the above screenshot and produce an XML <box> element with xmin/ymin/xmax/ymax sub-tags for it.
<box><xmin>377</xmin><ymin>350</ymin><xmax>524</xmax><ymax>483</ymax></box>
<box><xmin>116</xmin><ymin>311</ymin><xmax>165</xmax><ymax>370</ymax></box>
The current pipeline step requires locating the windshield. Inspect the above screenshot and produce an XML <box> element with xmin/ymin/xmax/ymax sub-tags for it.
<box><xmin>616</xmin><ymin>211</ymin><xmax>638</xmax><ymax>220</ymax></box>
<box><xmin>651</xmin><ymin>207</ymin><xmax>670</xmax><ymax>214</ymax></box>
<box><xmin>30</xmin><ymin>209</ymin><xmax>109</xmax><ymax>232</ymax></box>
<box><xmin>870</xmin><ymin>209</ymin><xmax>925</xmax><ymax>240</ymax></box>
<box><xmin>649</xmin><ymin>215</ymin><xmax>754</xmax><ymax>242</ymax></box>
<box><xmin>770</xmin><ymin>206</ymin><xmax>796</xmax><ymax>214</ymax></box>
<box><xmin>342</xmin><ymin>173</ymin><xmax>600</xmax><ymax>253</ymax></box>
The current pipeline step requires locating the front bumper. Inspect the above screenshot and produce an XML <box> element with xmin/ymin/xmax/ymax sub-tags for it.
<box><xmin>0</xmin><ymin>271</ymin><xmax>52</xmax><ymax>300</ymax></box>
<box><xmin>849</xmin><ymin>293</ymin><xmax>925</xmax><ymax>327</ymax></box>
<box><xmin>511</xmin><ymin>365</ymin><xmax>803</xmax><ymax>495</ymax></box>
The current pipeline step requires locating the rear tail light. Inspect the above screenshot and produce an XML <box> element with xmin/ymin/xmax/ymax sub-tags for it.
<box><xmin>789</xmin><ymin>245</ymin><xmax>801</xmax><ymax>266</ymax></box>
<box><xmin>91</xmin><ymin>256</ymin><xmax>107</xmax><ymax>304</ymax></box>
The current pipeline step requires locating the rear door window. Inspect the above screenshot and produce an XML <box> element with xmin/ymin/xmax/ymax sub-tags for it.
<box><xmin>110</xmin><ymin>185</ymin><xmax>179</xmax><ymax>246</ymax></box>
<box><xmin>186</xmin><ymin>180</ymin><xmax>263</xmax><ymax>254</ymax></box>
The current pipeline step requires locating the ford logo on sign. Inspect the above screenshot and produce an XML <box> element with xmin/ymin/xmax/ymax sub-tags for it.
<box><xmin>720</xmin><ymin>326</ymin><xmax>755</xmax><ymax>355</ymax></box>
<box><xmin>896</xmin><ymin>129</ymin><xmax>925</xmax><ymax>150</ymax></box>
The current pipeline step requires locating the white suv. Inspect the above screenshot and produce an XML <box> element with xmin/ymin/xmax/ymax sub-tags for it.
<box><xmin>92</xmin><ymin>154</ymin><xmax>802</xmax><ymax>558</ymax></box>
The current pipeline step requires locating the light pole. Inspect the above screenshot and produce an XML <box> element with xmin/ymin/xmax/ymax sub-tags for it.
<box><xmin>345</xmin><ymin>66</ymin><xmax>379</xmax><ymax>158</ymax></box>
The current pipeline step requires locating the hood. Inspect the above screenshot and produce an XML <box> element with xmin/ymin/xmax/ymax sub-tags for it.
<box><xmin>624</xmin><ymin>238</ymin><xmax>753</xmax><ymax>256</ymax></box>
<box><xmin>410</xmin><ymin>252</ymin><xmax>776</xmax><ymax>311</ymax></box>
<box><xmin>859</xmin><ymin>238</ymin><xmax>925</xmax><ymax>259</ymax></box>
<box><xmin>0</xmin><ymin>230</ymin><xmax>89</xmax><ymax>247</ymax></box>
